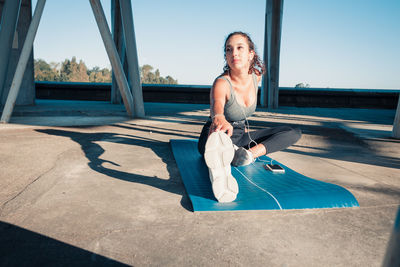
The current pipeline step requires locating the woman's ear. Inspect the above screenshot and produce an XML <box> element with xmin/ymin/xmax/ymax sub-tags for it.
<box><xmin>250</xmin><ymin>51</ymin><xmax>255</xmax><ymax>61</ymax></box>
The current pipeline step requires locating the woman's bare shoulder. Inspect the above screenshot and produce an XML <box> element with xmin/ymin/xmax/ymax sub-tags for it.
<box><xmin>211</xmin><ymin>75</ymin><xmax>230</xmax><ymax>98</ymax></box>
<box><xmin>213</xmin><ymin>75</ymin><xmax>230</xmax><ymax>89</ymax></box>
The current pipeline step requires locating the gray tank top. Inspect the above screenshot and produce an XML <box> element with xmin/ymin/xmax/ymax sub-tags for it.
<box><xmin>218</xmin><ymin>73</ymin><xmax>258</xmax><ymax>122</ymax></box>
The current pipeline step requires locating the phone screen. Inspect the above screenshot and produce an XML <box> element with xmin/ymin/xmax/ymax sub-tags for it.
<box><xmin>268</xmin><ymin>164</ymin><xmax>284</xmax><ymax>170</ymax></box>
<box><xmin>265</xmin><ymin>164</ymin><xmax>285</xmax><ymax>173</ymax></box>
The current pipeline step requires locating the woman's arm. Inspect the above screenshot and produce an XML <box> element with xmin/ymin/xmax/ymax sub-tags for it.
<box><xmin>209</xmin><ymin>78</ymin><xmax>233</xmax><ymax>136</ymax></box>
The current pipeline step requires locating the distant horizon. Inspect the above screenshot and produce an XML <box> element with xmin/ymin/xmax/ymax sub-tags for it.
<box><xmin>33</xmin><ymin>57</ymin><xmax>399</xmax><ymax>90</ymax></box>
<box><xmin>31</xmin><ymin>0</ymin><xmax>400</xmax><ymax>89</ymax></box>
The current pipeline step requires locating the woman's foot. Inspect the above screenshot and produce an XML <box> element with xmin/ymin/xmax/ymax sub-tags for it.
<box><xmin>231</xmin><ymin>146</ymin><xmax>254</xmax><ymax>166</ymax></box>
<box><xmin>204</xmin><ymin>131</ymin><xmax>238</xmax><ymax>202</ymax></box>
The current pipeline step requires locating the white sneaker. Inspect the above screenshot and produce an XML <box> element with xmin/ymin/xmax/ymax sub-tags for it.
<box><xmin>231</xmin><ymin>147</ymin><xmax>254</xmax><ymax>167</ymax></box>
<box><xmin>204</xmin><ymin>131</ymin><xmax>239</xmax><ymax>202</ymax></box>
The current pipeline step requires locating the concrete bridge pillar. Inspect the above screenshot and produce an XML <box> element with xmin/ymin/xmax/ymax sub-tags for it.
<box><xmin>0</xmin><ymin>0</ymin><xmax>35</xmax><ymax>106</ymax></box>
<box><xmin>392</xmin><ymin>96</ymin><xmax>400</xmax><ymax>139</ymax></box>
<box><xmin>261</xmin><ymin>0</ymin><xmax>284</xmax><ymax>109</ymax></box>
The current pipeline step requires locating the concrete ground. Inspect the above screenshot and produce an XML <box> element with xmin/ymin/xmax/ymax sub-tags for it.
<box><xmin>0</xmin><ymin>100</ymin><xmax>399</xmax><ymax>266</ymax></box>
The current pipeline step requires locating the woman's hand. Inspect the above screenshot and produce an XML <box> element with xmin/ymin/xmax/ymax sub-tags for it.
<box><xmin>209</xmin><ymin>115</ymin><xmax>233</xmax><ymax>137</ymax></box>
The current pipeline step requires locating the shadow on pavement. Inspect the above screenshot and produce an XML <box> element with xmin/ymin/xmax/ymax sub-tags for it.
<box><xmin>248</xmin><ymin>119</ymin><xmax>400</xmax><ymax>170</ymax></box>
<box><xmin>35</xmin><ymin>129</ymin><xmax>193</xmax><ymax>212</ymax></box>
<box><xmin>0</xmin><ymin>221</ymin><xmax>128</xmax><ymax>266</ymax></box>
<box><xmin>253</xmin><ymin>107</ymin><xmax>395</xmax><ymax>125</ymax></box>
<box><xmin>335</xmin><ymin>182</ymin><xmax>400</xmax><ymax>200</ymax></box>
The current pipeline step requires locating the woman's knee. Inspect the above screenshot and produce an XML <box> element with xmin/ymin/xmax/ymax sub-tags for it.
<box><xmin>198</xmin><ymin>122</ymin><xmax>211</xmax><ymax>155</ymax></box>
<box><xmin>276</xmin><ymin>126</ymin><xmax>301</xmax><ymax>138</ymax></box>
<box><xmin>277</xmin><ymin>126</ymin><xmax>301</xmax><ymax>145</ymax></box>
<box><xmin>198</xmin><ymin>137</ymin><xmax>206</xmax><ymax>155</ymax></box>
<box><xmin>289</xmin><ymin>127</ymin><xmax>302</xmax><ymax>143</ymax></box>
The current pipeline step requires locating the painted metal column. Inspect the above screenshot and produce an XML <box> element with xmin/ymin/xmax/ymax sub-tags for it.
<box><xmin>111</xmin><ymin>0</ymin><xmax>124</xmax><ymax>104</ymax></box>
<box><xmin>261</xmin><ymin>0</ymin><xmax>284</xmax><ymax>109</ymax></box>
<box><xmin>0</xmin><ymin>0</ymin><xmax>45</xmax><ymax>123</ymax></box>
<box><xmin>89</xmin><ymin>0</ymin><xmax>134</xmax><ymax>118</ymax></box>
<box><xmin>392</xmin><ymin>95</ymin><xmax>400</xmax><ymax>139</ymax></box>
<box><xmin>0</xmin><ymin>0</ymin><xmax>22</xmax><ymax>101</ymax></box>
<box><xmin>119</xmin><ymin>0</ymin><xmax>145</xmax><ymax>117</ymax></box>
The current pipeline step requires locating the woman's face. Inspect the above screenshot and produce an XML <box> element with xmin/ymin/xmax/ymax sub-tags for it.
<box><xmin>225</xmin><ymin>34</ymin><xmax>254</xmax><ymax>72</ymax></box>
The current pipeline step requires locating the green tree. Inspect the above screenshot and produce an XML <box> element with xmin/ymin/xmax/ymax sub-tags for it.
<box><xmin>60</xmin><ymin>57</ymin><xmax>89</xmax><ymax>82</ymax></box>
<box><xmin>34</xmin><ymin>58</ymin><xmax>177</xmax><ymax>84</ymax></box>
<box><xmin>140</xmin><ymin>64</ymin><xmax>153</xmax><ymax>83</ymax></box>
<box><xmin>140</xmin><ymin>64</ymin><xmax>177</xmax><ymax>84</ymax></box>
<box><xmin>59</xmin><ymin>59</ymin><xmax>72</xmax><ymax>81</ymax></box>
<box><xmin>87</xmin><ymin>67</ymin><xmax>112</xmax><ymax>83</ymax></box>
<box><xmin>34</xmin><ymin>59</ymin><xmax>58</xmax><ymax>81</ymax></box>
<box><xmin>295</xmin><ymin>83</ymin><xmax>310</xmax><ymax>88</ymax></box>
<box><xmin>165</xmin><ymin>75</ymin><xmax>178</xmax><ymax>85</ymax></box>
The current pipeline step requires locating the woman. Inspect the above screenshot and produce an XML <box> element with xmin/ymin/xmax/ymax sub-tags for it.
<box><xmin>198</xmin><ymin>32</ymin><xmax>301</xmax><ymax>203</ymax></box>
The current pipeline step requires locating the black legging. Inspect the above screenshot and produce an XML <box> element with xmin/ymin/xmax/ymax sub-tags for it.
<box><xmin>198</xmin><ymin>119</ymin><xmax>301</xmax><ymax>156</ymax></box>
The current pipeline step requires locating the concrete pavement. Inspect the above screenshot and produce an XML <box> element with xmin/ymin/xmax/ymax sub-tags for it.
<box><xmin>0</xmin><ymin>100</ymin><xmax>399</xmax><ymax>266</ymax></box>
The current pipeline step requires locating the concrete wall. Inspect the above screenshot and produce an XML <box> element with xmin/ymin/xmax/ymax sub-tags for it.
<box><xmin>35</xmin><ymin>82</ymin><xmax>399</xmax><ymax>109</ymax></box>
<box><xmin>279</xmin><ymin>87</ymin><xmax>399</xmax><ymax>109</ymax></box>
<box><xmin>0</xmin><ymin>0</ymin><xmax>35</xmax><ymax>106</ymax></box>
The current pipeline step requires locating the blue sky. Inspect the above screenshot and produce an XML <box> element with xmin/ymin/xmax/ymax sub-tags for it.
<box><xmin>32</xmin><ymin>0</ymin><xmax>400</xmax><ymax>89</ymax></box>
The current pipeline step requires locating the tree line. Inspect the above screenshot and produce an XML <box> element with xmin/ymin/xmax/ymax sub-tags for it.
<box><xmin>295</xmin><ymin>83</ymin><xmax>310</xmax><ymax>88</ymax></box>
<box><xmin>34</xmin><ymin>57</ymin><xmax>178</xmax><ymax>85</ymax></box>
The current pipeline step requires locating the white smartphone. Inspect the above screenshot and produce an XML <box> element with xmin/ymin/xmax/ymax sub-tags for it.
<box><xmin>265</xmin><ymin>163</ymin><xmax>285</xmax><ymax>173</ymax></box>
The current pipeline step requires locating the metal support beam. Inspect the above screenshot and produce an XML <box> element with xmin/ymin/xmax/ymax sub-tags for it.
<box><xmin>0</xmin><ymin>0</ymin><xmax>45</xmax><ymax>123</ymax></box>
<box><xmin>0</xmin><ymin>0</ymin><xmax>22</xmax><ymax>101</ymax></box>
<box><xmin>261</xmin><ymin>0</ymin><xmax>284</xmax><ymax>109</ymax></box>
<box><xmin>392</xmin><ymin>95</ymin><xmax>400</xmax><ymax>139</ymax></box>
<box><xmin>111</xmin><ymin>0</ymin><xmax>124</xmax><ymax>104</ymax></box>
<box><xmin>119</xmin><ymin>0</ymin><xmax>144</xmax><ymax>117</ymax></box>
<box><xmin>89</xmin><ymin>0</ymin><xmax>134</xmax><ymax>118</ymax></box>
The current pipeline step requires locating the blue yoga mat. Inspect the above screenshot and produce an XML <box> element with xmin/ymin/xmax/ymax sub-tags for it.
<box><xmin>170</xmin><ymin>139</ymin><xmax>359</xmax><ymax>212</ymax></box>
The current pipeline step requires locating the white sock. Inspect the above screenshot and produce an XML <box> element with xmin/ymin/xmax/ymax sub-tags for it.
<box><xmin>231</xmin><ymin>147</ymin><xmax>254</xmax><ymax>166</ymax></box>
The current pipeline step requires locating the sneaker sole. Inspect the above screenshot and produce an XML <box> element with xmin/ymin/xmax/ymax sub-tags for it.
<box><xmin>204</xmin><ymin>131</ymin><xmax>239</xmax><ymax>202</ymax></box>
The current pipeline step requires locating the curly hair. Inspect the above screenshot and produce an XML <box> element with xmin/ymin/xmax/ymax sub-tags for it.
<box><xmin>222</xmin><ymin>31</ymin><xmax>266</xmax><ymax>76</ymax></box>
